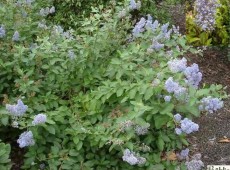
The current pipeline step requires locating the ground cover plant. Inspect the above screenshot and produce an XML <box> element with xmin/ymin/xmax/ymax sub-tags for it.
<box><xmin>0</xmin><ymin>0</ymin><xmax>228</xmax><ymax>169</ymax></box>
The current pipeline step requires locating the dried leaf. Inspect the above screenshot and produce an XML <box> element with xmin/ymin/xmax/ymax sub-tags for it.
<box><xmin>218</xmin><ymin>138</ymin><xmax>230</xmax><ymax>143</ymax></box>
<box><xmin>162</xmin><ymin>151</ymin><xmax>177</xmax><ymax>161</ymax></box>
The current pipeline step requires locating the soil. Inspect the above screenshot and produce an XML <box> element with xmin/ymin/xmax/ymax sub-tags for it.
<box><xmin>188</xmin><ymin>48</ymin><xmax>230</xmax><ymax>166</ymax></box>
<box><xmin>170</xmin><ymin>3</ymin><xmax>230</xmax><ymax>167</ymax></box>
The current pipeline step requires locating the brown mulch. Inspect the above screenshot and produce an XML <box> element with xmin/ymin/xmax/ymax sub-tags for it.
<box><xmin>188</xmin><ymin>48</ymin><xmax>230</xmax><ymax>166</ymax></box>
<box><xmin>170</xmin><ymin>3</ymin><xmax>230</xmax><ymax>167</ymax></box>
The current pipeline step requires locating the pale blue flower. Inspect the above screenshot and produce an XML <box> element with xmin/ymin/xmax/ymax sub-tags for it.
<box><xmin>17</xmin><ymin>131</ymin><xmax>35</xmax><ymax>148</ymax></box>
<box><xmin>168</xmin><ymin>57</ymin><xmax>187</xmax><ymax>73</ymax></box>
<box><xmin>6</xmin><ymin>99</ymin><xmax>28</xmax><ymax>117</ymax></box>
<box><xmin>180</xmin><ymin>148</ymin><xmax>189</xmax><ymax>159</ymax></box>
<box><xmin>132</xmin><ymin>17</ymin><xmax>146</xmax><ymax>37</ymax></box>
<box><xmin>174</xmin><ymin>113</ymin><xmax>182</xmax><ymax>122</ymax></box>
<box><xmin>175</xmin><ymin>128</ymin><xmax>182</xmax><ymax>135</ymax></box>
<box><xmin>164</xmin><ymin>95</ymin><xmax>171</xmax><ymax>102</ymax></box>
<box><xmin>122</xmin><ymin>149</ymin><xmax>146</xmax><ymax>165</ymax></box>
<box><xmin>129</xmin><ymin>0</ymin><xmax>141</xmax><ymax>10</ymax></box>
<box><xmin>199</xmin><ymin>96</ymin><xmax>223</xmax><ymax>113</ymax></box>
<box><xmin>32</xmin><ymin>114</ymin><xmax>47</xmax><ymax>125</ymax></box>
<box><xmin>194</xmin><ymin>0</ymin><xmax>220</xmax><ymax>31</ymax></box>
<box><xmin>165</xmin><ymin>77</ymin><xmax>179</xmax><ymax>93</ymax></box>
<box><xmin>161</xmin><ymin>23</ymin><xmax>169</xmax><ymax>33</ymax></box>
<box><xmin>184</xmin><ymin>64</ymin><xmax>202</xmax><ymax>88</ymax></box>
<box><xmin>49</xmin><ymin>6</ymin><xmax>55</xmax><ymax>14</ymax></box>
<box><xmin>180</xmin><ymin>118</ymin><xmax>199</xmax><ymax>134</ymax></box>
<box><xmin>150</xmin><ymin>41</ymin><xmax>164</xmax><ymax>50</ymax></box>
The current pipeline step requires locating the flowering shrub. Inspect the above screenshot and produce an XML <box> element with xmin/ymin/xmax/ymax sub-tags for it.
<box><xmin>0</xmin><ymin>0</ymin><xmax>227</xmax><ymax>169</ymax></box>
<box><xmin>186</xmin><ymin>0</ymin><xmax>230</xmax><ymax>46</ymax></box>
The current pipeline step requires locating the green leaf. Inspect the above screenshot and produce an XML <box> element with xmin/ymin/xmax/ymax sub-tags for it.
<box><xmin>126</xmin><ymin>142</ymin><xmax>133</xmax><ymax>150</ymax></box>
<box><xmin>160</xmin><ymin>103</ymin><xmax>174</xmax><ymax>115</ymax></box>
<box><xmin>116</xmin><ymin>88</ymin><xmax>123</xmax><ymax>97</ymax></box>
<box><xmin>152</xmin><ymin>153</ymin><xmax>161</xmax><ymax>163</ymax></box>
<box><xmin>196</xmin><ymin>89</ymin><xmax>210</xmax><ymax>96</ymax></box>
<box><xmin>129</xmin><ymin>88</ymin><xmax>137</xmax><ymax>99</ymax></box>
<box><xmin>111</xmin><ymin>58</ymin><xmax>121</xmax><ymax>65</ymax></box>
<box><xmin>161</xmin><ymin>134</ymin><xmax>170</xmax><ymax>142</ymax></box>
<box><xmin>77</xmin><ymin>141</ymin><xmax>83</xmax><ymax>150</ymax></box>
<box><xmin>144</xmin><ymin>87</ymin><xmax>154</xmax><ymax>100</ymax></box>
<box><xmin>1</xmin><ymin>116</ymin><xmax>9</xmax><ymax>126</ymax></box>
<box><xmin>176</xmin><ymin>105</ymin><xmax>200</xmax><ymax>117</ymax></box>
<box><xmin>150</xmin><ymin>164</ymin><xmax>164</xmax><ymax>170</ymax></box>
<box><xmin>73</xmin><ymin>137</ymin><xmax>79</xmax><ymax>145</ymax></box>
<box><xmin>46</xmin><ymin>126</ymin><xmax>55</xmax><ymax>135</ymax></box>
<box><xmin>139</xmin><ymin>84</ymin><xmax>148</xmax><ymax>95</ymax></box>
<box><xmin>154</xmin><ymin>115</ymin><xmax>170</xmax><ymax>129</ymax></box>
<box><xmin>188</xmin><ymin>37</ymin><xmax>200</xmax><ymax>43</ymax></box>
<box><xmin>157</xmin><ymin>137</ymin><xmax>165</xmax><ymax>151</ymax></box>
<box><xmin>50</xmin><ymin>58</ymin><xmax>64</xmax><ymax>65</ymax></box>
<box><xmin>180</xmin><ymin>138</ymin><xmax>189</xmax><ymax>146</ymax></box>
<box><xmin>51</xmin><ymin>146</ymin><xmax>59</xmax><ymax>155</ymax></box>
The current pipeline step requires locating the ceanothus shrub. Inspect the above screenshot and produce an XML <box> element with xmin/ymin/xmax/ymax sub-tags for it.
<box><xmin>0</xmin><ymin>0</ymin><xmax>227</xmax><ymax>169</ymax></box>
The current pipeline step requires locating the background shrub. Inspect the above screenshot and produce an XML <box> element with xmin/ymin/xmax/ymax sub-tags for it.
<box><xmin>185</xmin><ymin>0</ymin><xmax>230</xmax><ymax>46</ymax></box>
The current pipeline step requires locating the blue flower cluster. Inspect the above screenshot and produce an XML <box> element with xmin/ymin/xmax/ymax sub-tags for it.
<box><xmin>174</xmin><ymin>114</ymin><xmax>199</xmax><ymax>135</ymax></box>
<box><xmin>185</xmin><ymin>153</ymin><xmax>204</xmax><ymax>170</ymax></box>
<box><xmin>194</xmin><ymin>0</ymin><xmax>220</xmax><ymax>31</ymax></box>
<box><xmin>145</xmin><ymin>15</ymin><xmax>159</xmax><ymax>32</ymax></box>
<box><xmin>184</xmin><ymin>64</ymin><xmax>202</xmax><ymax>88</ymax></box>
<box><xmin>0</xmin><ymin>25</ymin><xmax>6</xmax><ymax>38</ymax></box>
<box><xmin>40</xmin><ymin>6</ymin><xmax>55</xmax><ymax>17</ymax></box>
<box><xmin>167</xmin><ymin>57</ymin><xmax>187</xmax><ymax>73</ymax></box>
<box><xmin>17</xmin><ymin>131</ymin><xmax>35</xmax><ymax>148</ymax></box>
<box><xmin>180</xmin><ymin>148</ymin><xmax>189</xmax><ymax>159</ymax></box>
<box><xmin>167</xmin><ymin>57</ymin><xmax>202</xmax><ymax>88</ymax></box>
<box><xmin>174</xmin><ymin>113</ymin><xmax>182</xmax><ymax>122</ymax></box>
<box><xmin>32</xmin><ymin>114</ymin><xmax>47</xmax><ymax>125</ymax></box>
<box><xmin>6</xmin><ymin>99</ymin><xmax>28</xmax><ymax>117</ymax></box>
<box><xmin>132</xmin><ymin>14</ymin><xmax>172</xmax><ymax>41</ymax></box>
<box><xmin>199</xmin><ymin>96</ymin><xmax>223</xmax><ymax>113</ymax></box>
<box><xmin>122</xmin><ymin>149</ymin><xmax>146</xmax><ymax>165</ymax></box>
<box><xmin>132</xmin><ymin>17</ymin><xmax>146</xmax><ymax>37</ymax></box>
<box><xmin>129</xmin><ymin>0</ymin><xmax>141</xmax><ymax>10</ymax></box>
<box><xmin>165</xmin><ymin>77</ymin><xmax>186</xmax><ymax>99</ymax></box>
<box><xmin>150</xmin><ymin>40</ymin><xmax>164</xmax><ymax>51</ymax></box>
